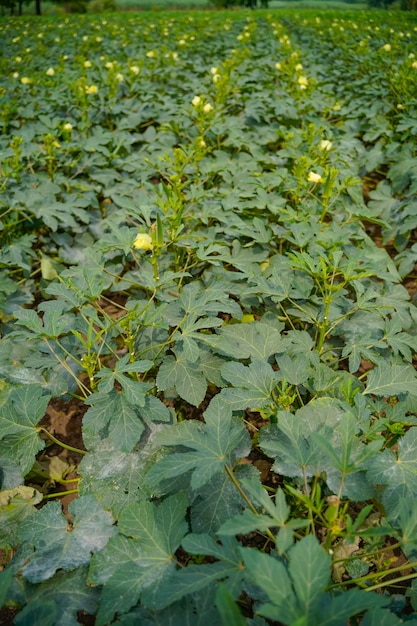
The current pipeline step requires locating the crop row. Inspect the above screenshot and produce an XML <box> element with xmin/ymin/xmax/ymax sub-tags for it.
<box><xmin>1</xmin><ymin>10</ymin><xmax>417</xmax><ymax>624</ymax></box>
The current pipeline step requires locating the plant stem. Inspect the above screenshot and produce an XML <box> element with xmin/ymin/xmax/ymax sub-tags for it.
<box><xmin>224</xmin><ymin>464</ymin><xmax>276</xmax><ymax>545</ymax></box>
<box><xmin>45</xmin><ymin>339</ymin><xmax>90</xmax><ymax>398</ymax></box>
<box><xmin>38</xmin><ymin>427</ymin><xmax>87</xmax><ymax>456</ymax></box>
<box><xmin>331</xmin><ymin>542</ymin><xmax>402</xmax><ymax>565</ymax></box>
<box><xmin>364</xmin><ymin>571</ymin><xmax>417</xmax><ymax>592</ymax></box>
<box><xmin>316</xmin><ymin>296</ymin><xmax>332</xmax><ymax>354</ymax></box>
<box><xmin>327</xmin><ymin>559</ymin><xmax>417</xmax><ymax>590</ymax></box>
<box><xmin>43</xmin><ymin>489</ymin><xmax>79</xmax><ymax>499</ymax></box>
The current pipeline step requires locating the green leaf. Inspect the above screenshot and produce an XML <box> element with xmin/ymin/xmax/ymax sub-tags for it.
<box><xmin>258</xmin><ymin>411</ymin><xmax>326</xmax><ymax>479</ymax></box>
<box><xmin>364</xmin><ymin>362</ymin><xmax>417</xmax><ymax>397</ymax></box>
<box><xmin>14</xmin><ymin>566</ymin><xmax>99</xmax><ymax>626</ymax></box>
<box><xmin>146</xmin><ymin>396</ymin><xmax>250</xmax><ymax>490</ymax></box>
<box><xmin>118</xmin><ymin>492</ymin><xmax>188</xmax><ymax>550</ymax></box>
<box><xmin>19</xmin><ymin>496</ymin><xmax>116</xmax><ymax>583</ymax></box>
<box><xmin>114</xmin><ymin>589</ymin><xmax>219</xmax><ymax>626</ymax></box>
<box><xmin>0</xmin><ymin>457</ymin><xmax>24</xmax><ymax>490</ymax></box>
<box><xmin>219</xmin><ymin>358</ymin><xmax>280</xmax><ymax>410</ymax></box>
<box><xmin>241</xmin><ymin>547</ymin><xmax>298</xmax><ymax>622</ymax></box>
<box><xmin>242</xmin><ymin>536</ymin><xmax>387</xmax><ymax>624</ymax></box>
<box><xmin>90</xmin><ymin>493</ymin><xmax>188</xmax><ymax>624</ymax></box>
<box><xmin>383</xmin><ymin>317</ymin><xmax>417</xmax><ymax>362</ymax></box>
<box><xmin>219</xmin><ymin>480</ymin><xmax>308</xmax><ymax>538</ymax></box>
<box><xmin>275</xmin><ymin>353</ymin><xmax>310</xmax><ymax>385</ymax></box>
<box><xmin>83</xmin><ymin>389</ymin><xmax>145</xmax><ymax>452</ymax></box>
<box><xmin>391</xmin><ymin>498</ymin><xmax>417</xmax><ymax>561</ymax></box>
<box><xmin>287</xmin><ymin>535</ymin><xmax>331</xmax><ymax>614</ymax></box>
<box><xmin>59</xmin><ymin>265</ymin><xmax>107</xmax><ymax>303</ymax></box>
<box><xmin>0</xmin><ymin>485</ymin><xmax>43</xmax><ymax>549</ymax></box>
<box><xmin>0</xmin><ymin>565</ymin><xmax>14</xmax><ymax>608</ymax></box>
<box><xmin>216</xmin><ymin>583</ymin><xmax>246</xmax><ymax>626</ymax></box>
<box><xmin>78</xmin><ymin>441</ymin><xmax>154</xmax><ymax>515</ymax></box>
<box><xmin>312</xmin><ymin>412</ymin><xmax>380</xmax><ymax>500</ymax></box>
<box><xmin>14</xmin><ymin>601</ymin><xmax>58</xmax><ymax>626</ymax></box>
<box><xmin>359</xmin><ymin>607</ymin><xmax>405</xmax><ymax>626</ymax></box>
<box><xmin>148</xmin><ymin>534</ymin><xmax>245</xmax><ymax>610</ymax></box>
<box><xmin>199</xmin><ymin>348</ymin><xmax>228</xmax><ymax>387</ymax></box>
<box><xmin>366</xmin><ymin>428</ymin><xmax>417</xmax><ymax>515</ymax></box>
<box><xmin>95</xmin><ymin>354</ymin><xmax>153</xmax><ymax>402</ymax></box>
<box><xmin>157</xmin><ymin>353</ymin><xmax>207</xmax><ymax>407</ymax></box>
<box><xmin>178</xmin><ymin>280</ymin><xmax>242</xmax><ymax>320</ymax></box>
<box><xmin>172</xmin><ymin>314</ymin><xmax>224</xmax><ymax>362</ymax></box>
<box><xmin>0</xmin><ymin>385</ymin><xmax>51</xmax><ymax>474</ymax></box>
<box><xmin>341</xmin><ymin>330</ymin><xmax>381</xmax><ymax>374</ymax></box>
<box><xmin>242</xmin><ymin>535</ymin><xmax>331</xmax><ymax>624</ymax></box>
<box><xmin>14</xmin><ymin>301</ymin><xmax>75</xmax><ymax>340</ymax></box>
<box><xmin>207</xmin><ymin>320</ymin><xmax>284</xmax><ymax>360</ymax></box>
<box><xmin>190</xmin><ymin>465</ymin><xmax>259</xmax><ymax>535</ymax></box>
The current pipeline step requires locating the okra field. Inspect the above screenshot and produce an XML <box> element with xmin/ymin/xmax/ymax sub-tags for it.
<box><xmin>1</xmin><ymin>8</ymin><xmax>417</xmax><ymax>624</ymax></box>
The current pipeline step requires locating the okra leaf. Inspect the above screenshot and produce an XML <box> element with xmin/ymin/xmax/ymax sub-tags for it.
<box><xmin>95</xmin><ymin>354</ymin><xmax>153</xmax><ymax>401</ymax></box>
<box><xmin>114</xmin><ymin>588</ymin><xmax>219</xmax><ymax>626</ymax></box>
<box><xmin>83</xmin><ymin>389</ymin><xmax>146</xmax><ymax>452</ymax></box>
<box><xmin>190</xmin><ymin>465</ymin><xmax>260</xmax><ymax>535</ymax></box>
<box><xmin>177</xmin><ymin>280</ymin><xmax>242</xmax><ymax>319</ymax></box>
<box><xmin>390</xmin><ymin>498</ymin><xmax>417</xmax><ymax>561</ymax></box>
<box><xmin>364</xmin><ymin>362</ymin><xmax>417</xmax><ymax>397</ymax></box>
<box><xmin>90</xmin><ymin>493</ymin><xmax>188</xmax><ymax>624</ymax></box>
<box><xmin>312</xmin><ymin>412</ymin><xmax>380</xmax><ymax>500</ymax></box>
<box><xmin>19</xmin><ymin>496</ymin><xmax>116</xmax><ymax>583</ymax></box>
<box><xmin>287</xmin><ymin>535</ymin><xmax>331</xmax><ymax>614</ymax></box>
<box><xmin>207</xmin><ymin>320</ymin><xmax>284</xmax><ymax>360</ymax></box>
<box><xmin>157</xmin><ymin>353</ymin><xmax>207</xmax><ymax>407</ymax></box>
<box><xmin>275</xmin><ymin>353</ymin><xmax>310</xmax><ymax>385</ymax></box>
<box><xmin>218</xmin><ymin>358</ymin><xmax>280</xmax><ymax>410</ymax></box>
<box><xmin>215</xmin><ymin>584</ymin><xmax>246</xmax><ymax>626</ymax></box>
<box><xmin>259</xmin><ymin>412</ymin><xmax>327</xmax><ymax>479</ymax></box>
<box><xmin>240</xmin><ymin>547</ymin><xmax>298</xmax><ymax>622</ymax></box>
<box><xmin>145</xmin><ymin>534</ymin><xmax>244</xmax><ymax>610</ymax></box>
<box><xmin>242</xmin><ymin>536</ymin><xmax>387</xmax><ymax>624</ymax></box>
<box><xmin>78</xmin><ymin>441</ymin><xmax>155</xmax><ymax>515</ymax></box>
<box><xmin>13</xmin><ymin>566</ymin><xmax>99</xmax><ymax>626</ymax></box>
<box><xmin>146</xmin><ymin>396</ymin><xmax>250</xmax><ymax>490</ymax></box>
<box><xmin>0</xmin><ymin>485</ymin><xmax>43</xmax><ymax>550</ymax></box>
<box><xmin>0</xmin><ymin>385</ymin><xmax>51</xmax><ymax>474</ymax></box>
<box><xmin>14</xmin><ymin>601</ymin><xmax>58</xmax><ymax>626</ymax></box>
<box><xmin>366</xmin><ymin>427</ymin><xmax>417</xmax><ymax>515</ymax></box>
<box><xmin>219</xmin><ymin>481</ymin><xmax>308</xmax><ymax>537</ymax></box>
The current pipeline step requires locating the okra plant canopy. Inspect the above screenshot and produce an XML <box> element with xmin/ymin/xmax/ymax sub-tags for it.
<box><xmin>1</xmin><ymin>8</ymin><xmax>417</xmax><ymax>624</ymax></box>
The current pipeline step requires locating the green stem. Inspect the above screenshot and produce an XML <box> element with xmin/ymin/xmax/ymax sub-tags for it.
<box><xmin>320</xmin><ymin>199</ymin><xmax>329</xmax><ymax>223</ymax></box>
<box><xmin>43</xmin><ymin>489</ymin><xmax>79</xmax><ymax>499</ymax></box>
<box><xmin>364</xmin><ymin>571</ymin><xmax>417</xmax><ymax>592</ymax></box>
<box><xmin>45</xmin><ymin>339</ymin><xmax>90</xmax><ymax>398</ymax></box>
<box><xmin>224</xmin><ymin>464</ymin><xmax>276</xmax><ymax>545</ymax></box>
<box><xmin>316</xmin><ymin>296</ymin><xmax>332</xmax><ymax>355</ymax></box>
<box><xmin>327</xmin><ymin>559</ymin><xmax>417</xmax><ymax>590</ymax></box>
<box><xmin>331</xmin><ymin>542</ymin><xmax>402</xmax><ymax>565</ymax></box>
<box><xmin>151</xmin><ymin>252</ymin><xmax>160</xmax><ymax>282</ymax></box>
<box><xmin>39</xmin><ymin>427</ymin><xmax>87</xmax><ymax>456</ymax></box>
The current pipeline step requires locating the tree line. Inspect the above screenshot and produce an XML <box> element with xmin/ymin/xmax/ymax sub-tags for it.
<box><xmin>1</xmin><ymin>0</ymin><xmax>416</xmax><ymax>17</ymax></box>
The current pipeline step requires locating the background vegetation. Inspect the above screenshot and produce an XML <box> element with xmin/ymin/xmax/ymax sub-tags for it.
<box><xmin>1</xmin><ymin>0</ymin><xmax>414</xmax><ymax>16</ymax></box>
